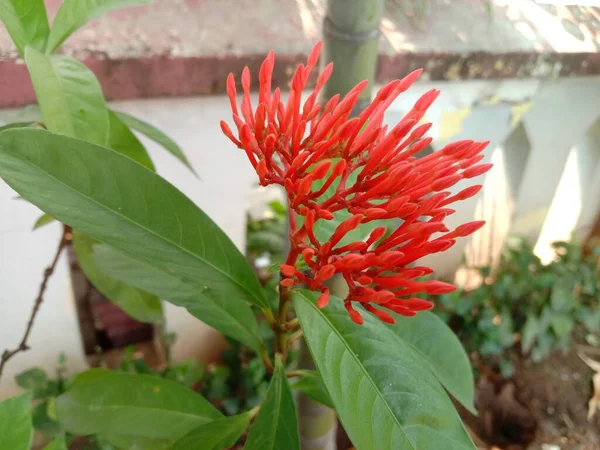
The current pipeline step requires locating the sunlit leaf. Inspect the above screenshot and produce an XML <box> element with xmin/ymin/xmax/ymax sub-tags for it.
<box><xmin>25</xmin><ymin>48</ymin><xmax>109</xmax><ymax>145</ymax></box>
<box><xmin>0</xmin><ymin>0</ymin><xmax>49</xmax><ymax>56</ymax></box>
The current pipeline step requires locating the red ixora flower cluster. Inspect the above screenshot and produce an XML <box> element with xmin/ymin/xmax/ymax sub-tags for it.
<box><xmin>221</xmin><ymin>42</ymin><xmax>491</xmax><ymax>325</ymax></box>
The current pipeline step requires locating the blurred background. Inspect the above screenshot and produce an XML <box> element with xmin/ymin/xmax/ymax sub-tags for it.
<box><xmin>1</xmin><ymin>1</ymin><xmax>600</xmax><ymax>449</ymax></box>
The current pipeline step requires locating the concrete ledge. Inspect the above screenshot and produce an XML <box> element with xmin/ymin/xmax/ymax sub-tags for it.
<box><xmin>0</xmin><ymin>0</ymin><xmax>598</xmax><ymax>108</ymax></box>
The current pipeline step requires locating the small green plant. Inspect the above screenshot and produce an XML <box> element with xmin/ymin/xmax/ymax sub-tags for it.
<box><xmin>435</xmin><ymin>238</ymin><xmax>600</xmax><ymax>376</ymax></box>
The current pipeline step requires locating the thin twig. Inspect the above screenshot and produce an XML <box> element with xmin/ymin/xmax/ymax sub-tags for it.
<box><xmin>0</xmin><ymin>226</ymin><xmax>69</xmax><ymax>380</ymax></box>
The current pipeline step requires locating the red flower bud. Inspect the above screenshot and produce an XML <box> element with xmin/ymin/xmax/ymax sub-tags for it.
<box><xmin>345</xmin><ymin>302</ymin><xmax>364</xmax><ymax>324</ymax></box>
<box><xmin>317</xmin><ymin>289</ymin><xmax>330</xmax><ymax>308</ymax></box>
<box><xmin>463</xmin><ymin>163</ymin><xmax>493</xmax><ymax>178</ymax></box>
<box><xmin>280</xmin><ymin>265</ymin><xmax>296</xmax><ymax>277</ymax></box>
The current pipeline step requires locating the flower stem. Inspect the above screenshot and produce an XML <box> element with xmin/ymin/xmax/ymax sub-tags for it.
<box><xmin>275</xmin><ymin>282</ymin><xmax>291</xmax><ymax>358</ymax></box>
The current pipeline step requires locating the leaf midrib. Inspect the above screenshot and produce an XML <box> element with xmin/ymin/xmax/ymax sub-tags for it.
<box><xmin>298</xmin><ymin>293</ymin><xmax>416</xmax><ymax>450</ymax></box>
<box><xmin>1</xmin><ymin>144</ymin><xmax>265</xmax><ymax>307</ymax></box>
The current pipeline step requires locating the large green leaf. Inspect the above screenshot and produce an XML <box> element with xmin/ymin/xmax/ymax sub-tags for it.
<box><xmin>0</xmin><ymin>129</ymin><xmax>268</xmax><ymax>310</ymax></box>
<box><xmin>0</xmin><ymin>394</ymin><xmax>33</xmax><ymax>450</ymax></box>
<box><xmin>384</xmin><ymin>311</ymin><xmax>476</xmax><ymax>414</ymax></box>
<box><xmin>73</xmin><ymin>231</ymin><xmax>164</xmax><ymax>323</ymax></box>
<box><xmin>93</xmin><ymin>244</ymin><xmax>264</xmax><ymax>352</ymax></box>
<box><xmin>171</xmin><ymin>412</ymin><xmax>252</xmax><ymax>450</ymax></box>
<box><xmin>107</xmin><ymin>110</ymin><xmax>154</xmax><ymax>170</ymax></box>
<box><xmin>46</xmin><ymin>0</ymin><xmax>152</xmax><ymax>54</ymax></box>
<box><xmin>289</xmin><ymin>370</ymin><xmax>333</xmax><ymax>408</ymax></box>
<box><xmin>0</xmin><ymin>0</ymin><xmax>49</xmax><ymax>56</ymax></box>
<box><xmin>25</xmin><ymin>48</ymin><xmax>109</xmax><ymax>146</ymax></box>
<box><xmin>55</xmin><ymin>369</ymin><xmax>222</xmax><ymax>441</ymax></box>
<box><xmin>244</xmin><ymin>355</ymin><xmax>300</xmax><ymax>450</ymax></box>
<box><xmin>293</xmin><ymin>291</ymin><xmax>476</xmax><ymax>450</ymax></box>
<box><xmin>116</xmin><ymin>111</ymin><xmax>195</xmax><ymax>175</ymax></box>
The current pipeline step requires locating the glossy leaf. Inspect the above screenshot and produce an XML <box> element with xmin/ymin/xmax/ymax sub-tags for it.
<box><xmin>93</xmin><ymin>244</ymin><xmax>264</xmax><ymax>352</ymax></box>
<box><xmin>25</xmin><ymin>48</ymin><xmax>109</xmax><ymax>145</ymax></box>
<box><xmin>172</xmin><ymin>412</ymin><xmax>252</xmax><ymax>450</ymax></box>
<box><xmin>56</xmin><ymin>369</ymin><xmax>222</xmax><ymax>441</ymax></box>
<box><xmin>46</xmin><ymin>0</ymin><xmax>152</xmax><ymax>54</ymax></box>
<box><xmin>244</xmin><ymin>356</ymin><xmax>300</xmax><ymax>450</ymax></box>
<box><xmin>42</xmin><ymin>432</ymin><xmax>67</xmax><ymax>450</ymax></box>
<box><xmin>33</xmin><ymin>213</ymin><xmax>56</xmax><ymax>230</ymax></box>
<box><xmin>294</xmin><ymin>290</ymin><xmax>476</xmax><ymax>450</ymax></box>
<box><xmin>116</xmin><ymin>111</ymin><xmax>195</xmax><ymax>174</ymax></box>
<box><xmin>289</xmin><ymin>370</ymin><xmax>333</xmax><ymax>408</ymax></box>
<box><xmin>0</xmin><ymin>0</ymin><xmax>49</xmax><ymax>56</ymax></box>
<box><xmin>0</xmin><ymin>129</ymin><xmax>268</xmax><ymax>310</ymax></box>
<box><xmin>0</xmin><ymin>394</ymin><xmax>33</xmax><ymax>450</ymax></box>
<box><xmin>73</xmin><ymin>231</ymin><xmax>164</xmax><ymax>323</ymax></box>
<box><xmin>107</xmin><ymin>110</ymin><xmax>154</xmax><ymax>170</ymax></box>
<box><xmin>384</xmin><ymin>311</ymin><xmax>476</xmax><ymax>414</ymax></box>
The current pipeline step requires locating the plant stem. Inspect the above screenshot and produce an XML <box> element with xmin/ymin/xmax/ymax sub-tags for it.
<box><xmin>285</xmin><ymin>318</ymin><xmax>300</xmax><ymax>331</ymax></box>
<box><xmin>289</xmin><ymin>329</ymin><xmax>304</xmax><ymax>346</ymax></box>
<box><xmin>260</xmin><ymin>347</ymin><xmax>274</xmax><ymax>374</ymax></box>
<box><xmin>0</xmin><ymin>226</ymin><xmax>70</xmax><ymax>380</ymax></box>
<box><xmin>275</xmin><ymin>282</ymin><xmax>291</xmax><ymax>358</ymax></box>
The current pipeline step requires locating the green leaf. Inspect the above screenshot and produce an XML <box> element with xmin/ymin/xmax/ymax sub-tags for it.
<box><xmin>73</xmin><ymin>231</ymin><xmax>164</xmax><ymax>323</ymax></box>
<box><xmin>172</xmin><ymin>412</ymin><xmax>252</xmax><ymax>450</ymax></box>
<box><xmin>33</xmin><ymin>213</ymin><xmax>56</xmax><ymax>230</ymax></box>
<box><xmin>0</xmin><ymin>129</ymin><xmax>268</xmax><ymax>311</ymax></box>
<box><xmin>289</xmin><ymin>370</ymin><xmax>333</xmax><ymax>408</ymax></box>
<box><xmin>96</xmin><ymin>434</ymin><xmax>172</xmax><ymax>450</ymax></box>
<box><xmin>32</xmin><ymin>401</ymin><xmax>60</xmax><ymax>437</ymax></box>
<box><xmin>384</xmin><ymin>311</ymin><xmax>476</xmax><ymax>414</ymax></box>
<box><xmin>294</xmin><ymin>291</ymin><xmax>476</xmax><ymax>450</ymax></box>
<box><xmin>15</xmin><ymin>367</ymin><xmax>48</xmax><ymax>391</ymax></box>
<box><xmin>116</xmin><ymin>111</ymin><xmax>195</xmax><ymax>175</ymax></box>
<box><xmin>551</xmin><ymin>284</ymin><xmax>574</xmax><ymax>312</ymax></box>
<box><xmin>244</xmin><ymin>355</ymin><xmax>300</xmax><ymax>450</ymax></box>
<box><xmin>93</xmin><ymin>244</ymin><xmax>264</xmax><ymax>352</ymax></box>
<box><xmin>521</xmin><ymin>313</ymin><xmax>539</xmax><ymax>352</ymax></box>
<box><xmin>0</xmin><ymin>122</ymin><xmax>40</xmax><ymax>132</ymax></box>
<box><xmin>43</xmin><ymin>432</ymin><xmax>67</xmax><ymax>450</ymax></box>
<box><xmin>56</xmin><ymin>369</ymin><xmax>222</xmax><ymax>442</ymax></box>
<box><xmin>0</xmin><ymin>394</ymin><xmax>33</xmax><ymax>450</ymax></box>
<box><xmin>0</xmin><ymin>0</ymin><xmax>49</xmax><ymax>56</ymax></box>
<box><xmin>550</xmin><ymin>314</ymin><xmax>574</xmax><ymax>337</ymax></box>
<box><xmin>25</xmin><ymin>48</ymin><xmax>109</xmax><ymax>145</ymax></box>
<box><xmin>46</xmin><ymin>0</ymin><xmax>152</xmax><ymax>54</ymax></box>
<box><xmin>107</xmin><ymin>110</ymin><xmax>154</xmax><ymax>170</ymax></box>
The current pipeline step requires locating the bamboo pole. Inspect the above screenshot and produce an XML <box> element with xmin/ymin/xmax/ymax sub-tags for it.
<box><xmin>320</xmin><ymin>0</ymin><xmax>386</xmax><ymax>113</ymax></box>
<box><xmin>296</xmin><ymin>2</ymin><xmax>386</xmax><ymax>448</ymax></box>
